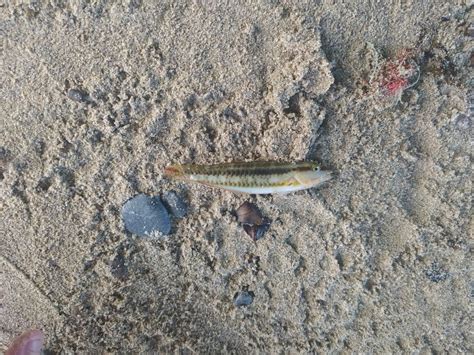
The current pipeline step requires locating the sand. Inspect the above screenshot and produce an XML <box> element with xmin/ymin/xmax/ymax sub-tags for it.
<box><xmin>1</xmin><ymin>1</ymin><xmax>472</xmax><ymax>353</ymax></box>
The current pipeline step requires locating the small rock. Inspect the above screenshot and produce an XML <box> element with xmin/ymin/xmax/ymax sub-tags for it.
<box><xmin>236</xmin><ymin>202</ymin><xmax>270</xmax><ymax>241</ymax></box>
<box><xmin>236</xmin><ymin>202</ymin><xmax>263</xmax><ymax>225</ymax></box>
<box><xmin>122</xmin><ymin>194</ymin><xmax>171</xmax><ymax>236</ymax></box>
<box><xmin>161</xmin><ymin>190</ymin><xmax>188</xmax><ymax>218</ymax></box>
<box><xmin>67</xmin><ymin>88</ymin><xmax>88</xmax><ymax>102</ymax></box>
<box><xmin>233</xmin><ymin>290</ymin><xmax>255</xmax><ymax>307</ymax></box>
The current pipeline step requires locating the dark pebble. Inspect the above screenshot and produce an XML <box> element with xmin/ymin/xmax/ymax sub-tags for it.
<box><xmin>122</xmin><ymin>194</ymin><xmax>171</xmax><ymax>236</ymax></box>
<box><xmin>161</xmin><ymin>190</ymin><xmax>188</xmax><ymax>218</ymax></box>
<box><xmin>67</xmin><ymin>88</ymin><xmax>88</xmax><ymax>102</ymax></box>
<box><xmin>233</xmin><ymin>290</ymin><xmax>255</xmax><ymax>307</ymax></box>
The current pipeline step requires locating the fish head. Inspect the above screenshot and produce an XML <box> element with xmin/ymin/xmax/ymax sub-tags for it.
<box><xmin>294</xmin><ymin>167</ymin><xmax>332</xmax><ymax>188</ymax></box>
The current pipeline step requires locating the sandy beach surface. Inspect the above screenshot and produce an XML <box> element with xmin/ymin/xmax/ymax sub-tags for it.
<box><xmin>1</xmin><ymin>1</ymin><xmax>472</xmax><ymax>353</ymax></box>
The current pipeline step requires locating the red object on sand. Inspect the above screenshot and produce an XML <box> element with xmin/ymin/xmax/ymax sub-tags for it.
<box><xmin>377</xmin><ymin>50</ymin><xmax>419</xmax><ymax>97</ymax></box>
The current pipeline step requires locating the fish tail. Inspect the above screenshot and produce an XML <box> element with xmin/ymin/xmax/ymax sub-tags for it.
<box><xmin>164</xmin><ymin>165</ymin><xmax>185</xmax><ymax>179</ymax></box>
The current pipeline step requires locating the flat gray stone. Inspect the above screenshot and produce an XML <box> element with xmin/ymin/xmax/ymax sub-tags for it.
<box><xmin>122</xmin><ymin>194</ymin><xmax>171</xmax><ymax>236</ymax></box>
<box><xmin>233</xmin><ymin>290</ymin><xmax>254</xmax><ymax>307</ymax></box>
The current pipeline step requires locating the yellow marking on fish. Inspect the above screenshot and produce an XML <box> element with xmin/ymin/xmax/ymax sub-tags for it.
<box><xmin>164</xmin><ymin>161</ymin><xmax>332</xmax><ymax>195</ymax></box>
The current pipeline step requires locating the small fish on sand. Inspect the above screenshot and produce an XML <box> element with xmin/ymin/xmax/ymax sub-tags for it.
<box><xmin>164</xmin><ymin>161</ymin><xmax>332</xmax><ymax>194</ymax></box>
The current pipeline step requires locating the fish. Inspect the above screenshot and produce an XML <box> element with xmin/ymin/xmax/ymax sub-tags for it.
<box><xmin>164</xmin><ymin>161</ymin><xmax>332</xmax><ymax>194</ymax></box>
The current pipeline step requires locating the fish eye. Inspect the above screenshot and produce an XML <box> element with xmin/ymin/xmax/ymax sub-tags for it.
<box><xmin>312</xmin><ymin>164</ymin><xmax>319</xmax><ymax>171</ymax></box>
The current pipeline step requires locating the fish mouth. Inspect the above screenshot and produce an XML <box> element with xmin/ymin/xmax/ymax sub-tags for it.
<box><xmin>315</xmin><ymin>170</ymin><xmax>332</xmax><ymax>184</ymax></box>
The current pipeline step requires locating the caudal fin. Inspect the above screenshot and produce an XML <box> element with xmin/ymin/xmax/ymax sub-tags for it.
<box><xmin>164</xmin><ymin>165</ymin><xmax>184</xmax><ymax>179</ymax></box>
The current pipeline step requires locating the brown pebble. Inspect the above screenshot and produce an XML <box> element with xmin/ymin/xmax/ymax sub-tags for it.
<box><xmin>236</xmin><ymin>202</ymin><xmax>270</xmax><ymax>241</ymax></box>
<box><xmin>243</xmin><ymin>224</ymin><xmax>257</xmax><ymax>240</ymax></box>
<box><xmin>236</xmin><ymin>202</ymin><xmax>263</xmax><ymax>225</ymax></box>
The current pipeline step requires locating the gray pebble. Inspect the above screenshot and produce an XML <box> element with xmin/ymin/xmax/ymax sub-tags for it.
<box><xmin>233</xmin><ymin>290</ymin><xmax>254</xmax><ymax>307</ymax></box>
<box><xmin>67</xmin><ymin>88</ymin><xmax>88</xmax><ymax>102</ymax></box>
<box><xmin>161</xmin><ymin>190</ymin><xmax>188</xmax><ymax>218</ymax></box>
<box><xmin>122</xmin><ymin>194</ymin><xmax>171</xmax><ymax>236</ymax></box>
